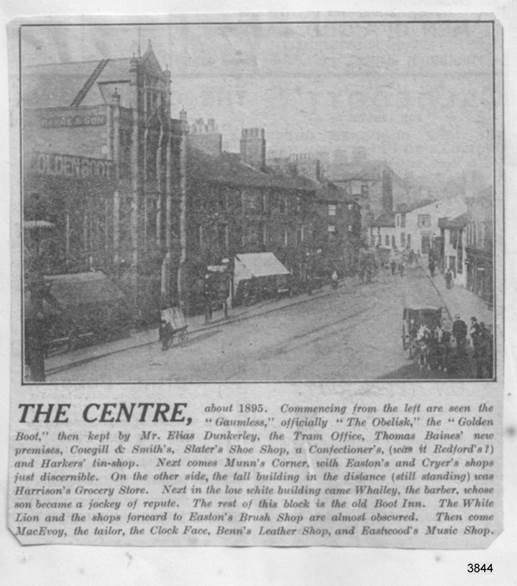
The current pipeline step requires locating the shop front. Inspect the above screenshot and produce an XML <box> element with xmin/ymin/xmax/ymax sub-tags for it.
<box><xmin>466</xmin><ymin>246</ymin><xmax>493</xmax><ymax>305</ymax></box>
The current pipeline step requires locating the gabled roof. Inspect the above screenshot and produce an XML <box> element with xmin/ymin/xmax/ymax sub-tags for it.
<box><xmin>23</xmin><ymin>59</ymin><xmax>110</xmax><ymax>109</ymax></box>
<box><xmin>187</xmin><ymin>147</ymin><xmax>317</xmax><ymax>192</ymax></box>
<box><xmin>438</xmin><ymin>213</ymin><xmax>469</xmax><ymax>229</ymax></box>
<box><xmin>23</xmin><ymin>47</ymin><xmax>166</xmax><ymax>109</ymax></box>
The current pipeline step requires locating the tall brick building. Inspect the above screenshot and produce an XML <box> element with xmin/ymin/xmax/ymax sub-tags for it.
<box><xmin>23</xmin><ymin>44</ymin><xmax>187</xmax><ymax>321</ymax></box>
<box><xmin>185</xmin><ymin>125</ymin><xmax>319</xmax><ymax>312</ymax></box>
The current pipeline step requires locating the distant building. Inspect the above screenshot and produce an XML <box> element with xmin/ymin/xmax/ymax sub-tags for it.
<box><xmin>313</xmin><ymin>181</ymin><xmax>362</xmax><ymax>274</ymax></box>
<box><xmin>395</xmin><ymin>197</ymin><xmax>467</xmax><ymax>255</ymax></box>
<box><xmin>438</xmin><ymin>213</ymin><xmax>469</xmax><ymax>286</ymax></box>
<box><xmin>465</xmin><ymin>190</ymin><xmax>493</xmax><ymax>304</ymax></box>
<box><xmin>369</xmin><ymin>211</ymin><xmax>396</xmax><ymax>250</ymax></box>
<box><xmin>329</xmin><ymin>160</ymin><xmax>408</xmax><ymax>238</ymax></box>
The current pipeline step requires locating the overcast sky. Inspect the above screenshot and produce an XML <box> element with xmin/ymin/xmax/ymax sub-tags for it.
<box><xmin>22</xmin><ymin>22</ymin><xmax>494</xmax><ymax>182</ymax></box>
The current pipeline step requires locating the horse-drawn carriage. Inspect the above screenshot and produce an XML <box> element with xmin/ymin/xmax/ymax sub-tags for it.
<box><xmin>402</xmin><ymin>305</ymin><xmax>446</xmax><ymax>360</ymax></box>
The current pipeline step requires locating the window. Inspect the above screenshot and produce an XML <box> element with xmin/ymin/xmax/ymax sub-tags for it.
<box><xmin>407</xmin><ymin>234</ymin><xmax>411</xmax><ymax>249</ymax></box>
<box><xmin>385</xmin><ymin>235</ymin><xmax>390</xmax><ymax>246</ymax></box>
<box><xmin>400</xmin><ymin>214</ymin><xmax>406</xmax><ymax>228</ymax></box>
<box><xmin>396</xmin><ymin>215</ymin><xmax>400</xmax><ymax>227</ymax></box>
<box><xmin>348</xmin><ymin>203</ymin><xmax>353</xmax><ymax>211</ymax></box>
<box><xmin>328</xmin><ymin>204</ymin><xmax>337</xmax><ymax>217</ymax></box>
<box><xmin>218</xmin><ymin>191</ymin><xmax>227</xmax><ymax>212</ymax></box>
<box><xmin>391</xmin><ymin>235</ymin><xmax>396</xmax><ymax>248</ymax></box>
<box><xmin>361</xmin><ymin>184</ymin><xmax>369</xmax><ymax>197</ymax></box>
<box><xmin>328</xmin><ymin>225</ymin><xmax>336</xmax><ymax>233</ymax></box>
<box><xmin>283</xmin><ymin>228</ymin><xmax>289</xmax><ymax>246</ymax></box>
<box><xmin>417</xmin><ymin>214</ymin><xmax>431</xmax><ymax>228</ymax></box>
<box><xmin>279</xmin><ymin>196</ymin><xmax>286</xmax><ymax>214</ymax></box>
<box><xmin>401</xmin><ymin>232</ymin><xmax>406</xmax><ymax>247</ymax></box>
<box><xmin>348</xmin><ymin>224</ymin><xmax>352</xmax><ymax>232</ymax></box>
<box><xmin>217</xmin><ymin>224</ymin><xmax>227</xmax><ymax>251</ymax></box>
<box><xmin>262</xmin><ymin>192</ymin><xmax>270</xmax><ymax>215</ymax></box>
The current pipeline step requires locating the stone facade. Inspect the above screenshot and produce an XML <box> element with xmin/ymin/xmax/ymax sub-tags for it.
<box><xmin>23</xmin><ymin>45</ymin><xmax>187</xmax><ymax>322</ymax></box>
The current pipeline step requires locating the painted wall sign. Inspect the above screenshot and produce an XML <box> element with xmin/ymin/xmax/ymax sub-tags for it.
<box><xmin>28</xmin><ymin>151</ymin><xmax>113</xmax><ymax>180</ymax></box>
<box><xmin>40</xmin><ymin>113</ymin><xmax>107</xmax><ymax>128</ymax></box>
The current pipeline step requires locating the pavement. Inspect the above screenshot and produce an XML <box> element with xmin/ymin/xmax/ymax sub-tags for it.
<box><xmin>45</xmin><ymin>278</ymin><xmax>352</xmax><ymax>377</ymax></box>
<box><xmin>425</xmin><ymin>269</ymin><xmax>493</xmax><ymax>326</ymax></box>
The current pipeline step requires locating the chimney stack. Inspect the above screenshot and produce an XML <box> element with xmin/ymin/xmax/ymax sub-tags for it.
<box><xmin>187</xmin><ymin>117</ymin><xmax>222</xmax><ymax>157</ymax></box>
<box><xmin>240</xmin><ymin>128</ymin><xmax>266</xmax><ymax>171</ymax></box>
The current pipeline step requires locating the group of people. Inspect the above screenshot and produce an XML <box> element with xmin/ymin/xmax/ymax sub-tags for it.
<box><xmin>411</xmin><ymin>314</ymin><xmax>493</xmax><ymax>378</ymax></box>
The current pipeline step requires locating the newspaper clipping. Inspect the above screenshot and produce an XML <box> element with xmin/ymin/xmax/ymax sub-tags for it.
<box><xmin>9</xmin><ymin>14</ymin><xmax>504</xmax><ymax>548</ymax></box>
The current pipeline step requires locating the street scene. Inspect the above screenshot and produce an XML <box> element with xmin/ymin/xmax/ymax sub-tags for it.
<box><xmin>21</xmin><ymin>22</ymin><xmax>496</xmax><ymax>382</ymax></box>
<box><xmin>46</xmin><ymin>263</ymin><xmax>493</xmax><ymax>383</ymax></box>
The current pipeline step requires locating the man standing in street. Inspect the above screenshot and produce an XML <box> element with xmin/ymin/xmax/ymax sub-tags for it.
<box><xmin>452</xmin><ymin>314</ymin><xmax>468</xmax><ymax>357</ymax></box>
<box><xmin>428</xmin><ymin>257</ymin><xmax>436</xmax><ymax>278</ymax></box>
<box><xmin>445</xmin><ymin>268</ymin><xmax>453</xmax><ymax>289</ymax></box>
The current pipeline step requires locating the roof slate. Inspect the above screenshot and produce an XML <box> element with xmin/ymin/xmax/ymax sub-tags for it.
<box><xmin>187</xmin><ymin>147</ymin><xmax>317</xmax><ymax>192</ymax></box>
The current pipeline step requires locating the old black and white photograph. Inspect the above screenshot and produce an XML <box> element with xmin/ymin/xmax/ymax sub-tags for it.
<box><xmin>20</xmin><ymin>20</ymin><xmax>498</xmax><ymax>383</ymax></box>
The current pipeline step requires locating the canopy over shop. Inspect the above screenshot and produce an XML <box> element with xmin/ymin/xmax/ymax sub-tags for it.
<box><xmin>233</xmin><ymin>252</ymin><xmax>290</xmax><ymax>296</ymax></box>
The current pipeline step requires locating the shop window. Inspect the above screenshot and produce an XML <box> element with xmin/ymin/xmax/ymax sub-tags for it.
<box><xmin>328</xmin><ymin>204</ymin><xmax>337</xmax><ymax>216</ymax></box>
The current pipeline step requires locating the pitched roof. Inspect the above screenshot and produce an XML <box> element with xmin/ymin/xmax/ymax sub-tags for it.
<box><xmin>23</xmin><ymin>47</ymin><xmax>164</xmax><ymax>109</ymax></box>
<box><xmin>187</xmin><ymin>147</ymin><xmax>317</xmax><ymax>192</ymax></box>
<box><xmin>315</xmin><ymin>181</ymin><xmax>356</xmax><ymax>204</ymax></box>
<box><xmin>23</xmin><ymin>59</ymin><xmax>108</xmax><ymax>109</ymax></box>
<box><xmin>395</xmin><ymin>198</ymin><xmax>436</xmax><ymax>213</ymax></box>
<box><xmin>438</xmin><ymin>212</ymin><xmax>469</xmax><ymax>229</ymax></box>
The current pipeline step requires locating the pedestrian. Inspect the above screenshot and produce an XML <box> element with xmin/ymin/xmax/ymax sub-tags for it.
<box><xmin>416</xmin><ymin>323</ymin><xmax>431</xmax><ymax>370</ymax></box>
<box><xmin>390</xmin><ymin>259</ymin><xmax>397</xmax><ymax>275</ymax></box>
<box><xmin>204</xmin><ymin>274</ymin><xmax>213</xmax><ymax>322</ymax></box>
<box><xmin>440</xmin><ymin>326</ymin><xmax>452</xmax><ymax>373</ymax></box>
<box><xmin>469</xmin><ymin>317</ymin><xmax>481</xmax><ymax>351</ymax></box>
<box><xmin>485</xmin><ymin>324</ymin><xmax>494</xmax><ymax>378</ymax></box>
<box><xmin>331</xmin><ymin>269</ymin><xmax>338</xmax><ymax>290</ymax></box>
<box><xmin>398</xmin><ymin>261</ymin><xmax>405</xmax><ymax>277</ymax></box>
<box><xmin>445</xmin><ymin>268</ymin><xmax>453</xmax><ymax>289</ymax></box>
<box><xmin>159</xmin><ymin>319</ymin><xmax>172</xmax><ymax>351</ymax></box>
<box><xmin>452</xmin><ymin>314</ymin><xmax>468</xmax><ymax>357</ymax></box>
<box><xmin>428</xmin><ymin>258</ymin><xmax>436</xmax><ymax>278</ymax></box>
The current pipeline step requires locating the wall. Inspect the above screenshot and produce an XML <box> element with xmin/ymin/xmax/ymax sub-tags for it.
<box><xmin>24</xmin><ymin>106</ymin><xmax>110</xmax><ymax>159</ymax></box>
